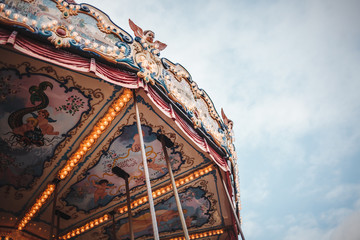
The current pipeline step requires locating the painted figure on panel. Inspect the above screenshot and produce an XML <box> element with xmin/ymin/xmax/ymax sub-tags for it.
<box><xmin>92</xmin><ymin>179</ymin><xmax>116</xmax><ymax>205</ymax></box>
<box><xmin>8</xmin><ymin>81</ymin><xmax>55</xmax><ymax>147</ymax></box>
<box><xmin>36</xmin><ymin>109</ymin><xmax>59</xmax><ymax>135</ymax></box>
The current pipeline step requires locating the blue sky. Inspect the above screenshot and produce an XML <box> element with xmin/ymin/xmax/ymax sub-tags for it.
<box><xmin>81</xmin><ymin>0</ymin><xmax>360</xmax><ymax>239</ymax></box>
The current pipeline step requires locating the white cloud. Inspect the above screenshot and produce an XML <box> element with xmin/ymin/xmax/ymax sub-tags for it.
<box><xmin>282</xmin><ymin>210</ymin><xmax>360</xmax><ymax>240</ymax></box>
<box><xmin>284</xmin><ymin>225</ymin><xmax>331</xmax><ymax>240</ymax></box>
<box><xmin>329</xmin><ymin>211</ymin><xmax>360</xmax><ymax>240</ymax></box>
<box><xmin>242</xmin><ymin>172</ymin><xmax>269</xmax><ymax>204</ymax></box>
<box><xmin>281</xmin><ymin>197</ymin><xmax>360</xmax><ymax>240</ymax></box>
<box><xmin>241</xmin><ymin>211</ymin><xmax>264</xmax><ymax>239</ymax></box>
<box><xmin>324</xmin><ymin>184</ymin><xmax>360</xmax><ymax>202</ymax></box>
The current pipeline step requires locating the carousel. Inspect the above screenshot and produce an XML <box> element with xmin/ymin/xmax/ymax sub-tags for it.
<box><xmin>0</xmin><ymin>0</ymin><xmax>244</xmax><ymax>239</ymax></box>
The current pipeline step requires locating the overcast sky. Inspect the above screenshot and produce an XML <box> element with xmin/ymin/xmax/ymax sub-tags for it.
<box><xmin>81</xmin><ymin>0</ymin><xmax>360</xmax><ymax>239</ymax></box>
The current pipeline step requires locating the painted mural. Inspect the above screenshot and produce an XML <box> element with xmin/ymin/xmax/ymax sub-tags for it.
<box><xmin>0</xmin><ymin>67</ymin><xmax>90</xmax><ymax>189</ymax></box>
<box><xmin>64</xmin><ymin>124</ymin><xmax>185</xmax><ymax>212</ymax></box>
<box><xmin>106</xmin><ymin>187</ymin><xmax>212</xmax><ymax>239</ymax></box>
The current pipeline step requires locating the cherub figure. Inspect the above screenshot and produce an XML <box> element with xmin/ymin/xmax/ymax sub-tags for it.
<box><xmin>129</xmin><ymin>19</ymin><xmax>167</xmax><ymax>51</ymax></box>
<box><xmin>221</xmin><ymin>108</ymin><xmax>235</xmax><ymax>141</ymax></box>
<box><xmin>221</xmin><ymin>108</ymin><xmax>233</xmax><ymax>131</ymax></box>
<box><xmin>12</xmin><ymin>117</ymin><xmax>38</xmax><ymax>136</ymax></box>
<box><xmin>12</xmin><ymin>117</ymin><xmax>44</xmax><ymax>146</ymax></box>
<box><xmin>92</xmin><ymin>179</ymin><xmax>115</xmax><ymax>204</ymax></box>
<box><xmin>147</xmin><ymin>157</ymin><xmax>167</xmax><ymax>174</ymax></box>
<box><xmin>131</xmin><ymin>130</ymin><xmax>144</xmax><ymax>152</ymax></box>
<box><xmin>31</xmin><ymin>109</ymin><xmax>59</xmax><ymax>135</ymax></box>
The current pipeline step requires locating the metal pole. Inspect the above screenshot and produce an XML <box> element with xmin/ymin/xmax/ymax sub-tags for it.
<box><xmin>219</xmin><ymin>169</ymin><xmax>245</xmax><ymax>240</ymax></box>
<box><xmin>56</xmin><ymin>214</ymin><xmax>60</xmax><ymax>240</ymax></box>
<box><xmin>159</xmin><ymin>134</ymin><xmax>190</xmax><ymax>240</ymax></box>
<box><xmin>50</xmin><ymin>183</ymin><xmax>58</xmax><ymax>240</ymax></box>
<box><xmin>124</xmin><ymin>177</ymin><xmax>134</xmax><ymax>240</ymax></box>
<box><xmin>133</xmin><ymin>90</ymin><xmax>160</xmax><ymax>240</ymax></box>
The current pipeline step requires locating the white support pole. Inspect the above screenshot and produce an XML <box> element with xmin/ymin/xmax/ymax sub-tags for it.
<box><xmin>160</xmin><ymin>135</ymin><xmax>190</xmax><ymax>240</ymax></box>
<box><xmin>220</xmin><ymin>171</ymin><xmax>245</xmax><ymax>240</ymax></box>
<box><xmin>133</xmin><ymin>90</ymin><xmax>160</xmax><ymax>240</ymax></box>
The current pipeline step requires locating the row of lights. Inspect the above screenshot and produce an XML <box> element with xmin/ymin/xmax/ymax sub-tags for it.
<box><xmin>170</xmin><ymin>229</ymin><xmax>224</xmax><ymax>240</ymax></box>
<box><xmin>167</xmin><ymin>66</ymin><xmax>190</xmax><ymax>79</ymax></box>
<box><xmin>0</xmin><ymin>236</ymin><xmax>13</xmax><ymax>240</ymax></box>
<box><xmin>58</xmin><ymin>89</ymin><xmax>133</xmax><ymax>180</ymax></box>
<box><xmin>0</xmin><ymin>3</ymin><xmax>37</xmax><ymax>27</ymax></box>
<box><xmin>88</xmin><ymin>7</ymin><xmax>121</xmax><ymax>34</ymax></box>
<box><xmin>117</xmin><ymin>165</ymin><xmax>214</xmax><ymax>214</ymax></box>
<box><xmin>59</xmin><ymin>214</ymin><xmax>110</xmax><ymax>239</ymax></box>
<box><xmin>56</xmin><ymin>0</ymin><xmax>81</xmax><ymax>11</ymax></box>
<box><xmin>60</xmin><ymin>165</ymin><xmax>215</xmax><ymax>239</ymax></box>
<box><xmin>17</xmin><ymin>183</ymin><xmax>56</xmax><ymax>230</ymax></box>
<box><xmin>87</xmin><ymin>42</ymin><xmax>127</xmax><ymax>55</ymax></box>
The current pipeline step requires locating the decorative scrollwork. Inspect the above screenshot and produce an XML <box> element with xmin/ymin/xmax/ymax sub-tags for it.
<box><xmin>55</xmin><ymin>1</ymin><xmax>80</xmax><ymax>19</ymax></box>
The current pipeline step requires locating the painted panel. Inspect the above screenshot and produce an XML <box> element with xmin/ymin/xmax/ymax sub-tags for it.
<box><xmin>64</xmin><ymin>124</ymin><xmax>185</xmax><ymax>212</ymax></box>
<box><xmin>0</xmin><ymin>65</ymin><xmax>90</xmax><ymax>189</ymax></box>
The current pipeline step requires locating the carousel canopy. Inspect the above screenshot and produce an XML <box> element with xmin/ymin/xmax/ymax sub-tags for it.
<box><xmin>0</xmin><ymin>0</ymin><xmax>242</xmax><ymax>239</ymax></box>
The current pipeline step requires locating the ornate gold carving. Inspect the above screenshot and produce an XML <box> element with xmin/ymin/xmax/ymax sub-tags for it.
<box><xmin>135</xmin><ymin>52</ymin><xmax>160</xmax><ymax>85</ymax></box>
<box><xmin>55</xmin><ymin>1</ymin><xmax>79</xmax><ymax>19</ymax></box>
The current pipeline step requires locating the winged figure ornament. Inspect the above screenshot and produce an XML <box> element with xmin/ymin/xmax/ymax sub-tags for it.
<box><xmin>129</xmin><ymin>19</ymin><xmax>167</xmax><ymax>51</ymax></box>
<box><xmin>221</xmin><ymin>108</ymin><xmax>233</xmax><ymax>130</ymax></box>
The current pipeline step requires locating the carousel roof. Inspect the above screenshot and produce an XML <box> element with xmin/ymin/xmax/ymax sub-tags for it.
<box><xmin>0</xmin><ymin>1</ymin><xmax>242</xmax><ymax>239</ymax></box>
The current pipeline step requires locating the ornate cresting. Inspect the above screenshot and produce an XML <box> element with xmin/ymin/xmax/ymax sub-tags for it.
<box><xmin>0</xmin><ymin>0</ymin><xmax>136</xmax><ymax>68</ymax></box>
<box><xmin>0</xmin><ymin>0</ymin><xmax>236</xmax><ymax>161</ymax></box>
